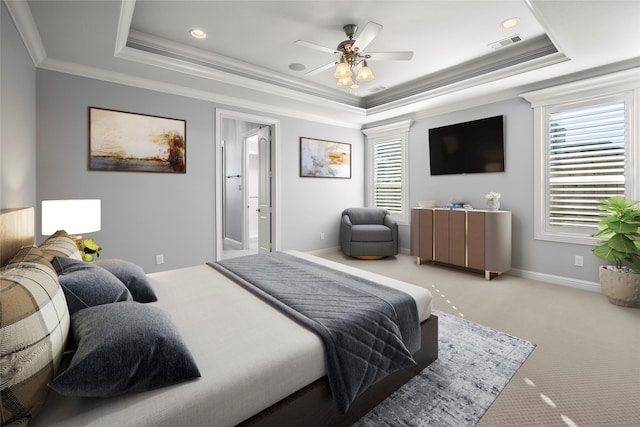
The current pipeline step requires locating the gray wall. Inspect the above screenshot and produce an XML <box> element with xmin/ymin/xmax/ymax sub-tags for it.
<box><xmin>35</xmin><ymin>70</ymin><xmax>363</xmax><ymax>273</ymax></box>
<box><xmin>1</xmin><ymin>2</ymin><xmax>36</xmax><ymax>209</ymax></box>
<box><xmin>404</xmin><ymin>98</ymin><xmax>600</xmax><ymax>284</ymax></box>
<box><xmin>2</xmin><ymin>4</ymin><xmax>600</xmax><ymax>284</ymax></box>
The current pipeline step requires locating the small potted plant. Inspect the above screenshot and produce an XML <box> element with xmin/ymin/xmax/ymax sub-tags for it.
<box><xmin>485</xmin><ymin>191</ymin><xmax>501</xmax><ymax>211</ymax></box>
<box><xmin>592</xmin><ymin>196</ymin><xmax>640</xmax><ymax>307</ymax></box>
<box><xmin>78</xmin><ymin>237</ymin><xmax>102</xmax><ymax>262</ymax></box>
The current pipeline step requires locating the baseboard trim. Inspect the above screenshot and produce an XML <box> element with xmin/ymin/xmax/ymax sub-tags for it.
<box><xmin>308</xmin><ymin>247</ymin><xmax>601</xmax><ymax>294</ymax></box>
<box><xmin>509</xmin><ymin>268</ymin><xmax>601</xmax><ymax>293</ymax></box>
<box><xmin>308</xmin><ymin>247</ymin><xmax>341</xmax><ymax>256</ymax></box>
<box><xmin>224</xmin><ymin>237</ymin><xmax>242</xmax><ymax>249</ymax></box>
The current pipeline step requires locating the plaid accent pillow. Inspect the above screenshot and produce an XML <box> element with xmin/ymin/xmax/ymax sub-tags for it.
<box><xmin>39</xmin><ymin>230</ymin><xmax>82</xmax><ymax>262</ymax></box>
<box><xmin>1</xmin><ymin>245</ymin><xmax>54</xmax><ymax>272</ymax></box>
<box><xmin>0</xmin><ymin>247</ymin><xmax>70</xmax><ymax>426</ymax></box>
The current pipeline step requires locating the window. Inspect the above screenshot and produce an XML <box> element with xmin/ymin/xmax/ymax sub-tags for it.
<box><xmin>547</xmin><ymin>100</ymin><xmax>625</xmax><ymax>230</ymax></box>
<box><xmin>523</xmin><ymin>72</ymin><xmax>639</xmax><ymax>245</ymax></box>
<box><xmin>372</xmin><ymin>139</ymin><xmax>403</xmax><ymax>212</ymax></box>
<box><xmin>363</xmin><ymin>120</ymin><xmax>411</xmax><ymax>224</ymax></box>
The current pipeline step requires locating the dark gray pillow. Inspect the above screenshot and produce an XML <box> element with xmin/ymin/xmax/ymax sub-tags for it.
<box><xmin>49</xmin><ymin>302</ymin><xmax>201</xmax><ymax>397</ymax></box>
<box><xmin>52</xmin><ymin>256</ymin><xmax>132</xmax><ymax>314</ymax></box>
<box><xmin>94</xmin><ymin>259</ymin><xmax>158</xmax><ymax>303</ymax></box>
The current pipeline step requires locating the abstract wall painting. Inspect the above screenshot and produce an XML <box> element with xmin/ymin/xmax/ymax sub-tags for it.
<box><xmin>89</xmin><ymin>107</ymin><xmax>186</xmax><ymax>173</ymax></box>
<box><xmin>300</xmin><ymin>137</ymin><xmax>351</xmax><ymax>178</ymax></box>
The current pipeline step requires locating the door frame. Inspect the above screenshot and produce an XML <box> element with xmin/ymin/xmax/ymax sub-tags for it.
<box><xmin>215</xmin><ymin>109</ymin><xmax>280</xmax><ymax>261</ymax></box>
<box><xmin>242</xmin><ymin>130</ymin><xmax>259</xmax><ymax>250</ymax></box>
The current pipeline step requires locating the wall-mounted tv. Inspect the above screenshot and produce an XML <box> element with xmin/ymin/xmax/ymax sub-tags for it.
<box><xmin>428</xmin><ymin>115</ymin><xmax>504</xmax><ymax>175</ymax></box>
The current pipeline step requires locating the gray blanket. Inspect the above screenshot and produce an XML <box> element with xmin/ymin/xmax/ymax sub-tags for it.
<box><xmin>209</xmin><ymin>252</ymin><xmax>420</xmax><ymax>414</ymax></box>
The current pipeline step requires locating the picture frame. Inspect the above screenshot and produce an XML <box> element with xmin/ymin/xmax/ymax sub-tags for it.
<box><xmin>300</xmin><ymin>137</ymin><xmax>351</xmax><ymax>178</ymax></box>
<box><xmin>88</xmin><ymin>107</ymin><xmax>186</xmax><ymax>173</ymax></box>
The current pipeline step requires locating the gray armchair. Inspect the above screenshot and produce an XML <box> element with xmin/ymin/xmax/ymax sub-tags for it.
<box><xmin>340</xmin><ymin>208</ymin><xmax>398</xmax><ymax>258</ymax></box>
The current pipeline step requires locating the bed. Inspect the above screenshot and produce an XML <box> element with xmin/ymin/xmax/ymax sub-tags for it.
<box><xmin>1</xmin><ymin>207</ymin><xmax>438</xmax><ymax>427</ymax></box>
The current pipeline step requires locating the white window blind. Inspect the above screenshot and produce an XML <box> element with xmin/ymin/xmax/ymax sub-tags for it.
<box><xmin>373</xmin><ymin>139</ymin><xmax>403</xmax><ymax>213</ymax></box>
<box><xmin>548</xmin><ymin>100</ymin><xmax>625</xmax><ymax>230</ymax></box>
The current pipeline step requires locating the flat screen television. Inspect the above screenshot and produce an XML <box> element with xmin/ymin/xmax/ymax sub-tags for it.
<box><xmin>428</xmin><ymin>115</ymin><xmax>504</xmax><ymax>175</ymax></box>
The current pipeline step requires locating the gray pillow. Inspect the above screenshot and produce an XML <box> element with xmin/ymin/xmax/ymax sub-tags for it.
<box><xmin>49</xmin><ymin>302</ymin><xmax>201</xmax><ymax>397</ymax></box>
<box><xmin>94</xmin><ymin>259</ymin><xmax>158</xmax><ymax>303</ymax></box>
<box><xmin>52</xmin><ymin>256</ymin><xmax>132</xmax><ymax>314</ymax></box>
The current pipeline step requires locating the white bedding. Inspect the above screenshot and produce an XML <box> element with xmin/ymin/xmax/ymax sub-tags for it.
<box><xmin>33</xmin><ymin>251</ymin><xmax>432</xmax><ymax>427</ymax></box>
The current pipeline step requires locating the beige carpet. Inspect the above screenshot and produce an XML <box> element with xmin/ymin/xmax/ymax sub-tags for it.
<box><xmin>314</xmin><ymin>249</ymin><xmax>640</xmax><ymax>427</ymax></box>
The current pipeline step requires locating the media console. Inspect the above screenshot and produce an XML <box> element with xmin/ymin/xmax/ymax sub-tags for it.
<box><xmin>410</xmin><ymin>208</ymin><xmax>511</xmax><ymax>280</ymax></box>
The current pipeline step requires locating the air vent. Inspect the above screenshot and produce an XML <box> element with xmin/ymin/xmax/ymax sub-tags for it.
<box><xmin>369</xmin><ymin>86</ymin><xmax>387</xmax><ymax>93</ymax></box>
<box><xmin>489</xmin><ymin>34</ymin><xmax>523</xmax><ymax>50</ymax></box>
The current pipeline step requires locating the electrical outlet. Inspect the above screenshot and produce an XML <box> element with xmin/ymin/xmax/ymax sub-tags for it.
<box><xmin>320</xmin><ymin>232</ymin><xmax>325</xmax><ymax>240</ymax></box>
<box><xmin>574</xmin><ymin>255</ymin><xmax>583</xmax><ymax>267</ymax></box>
<box><xmin>156</xmin><ymin>254</ymin><xmax>164</xmax><ymax>265</ymax></box>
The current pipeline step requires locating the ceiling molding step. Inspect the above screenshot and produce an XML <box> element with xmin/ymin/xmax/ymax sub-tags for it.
<box><xmin>364</xmin><ymin>51</ymin><xmax>568</xmax><ymax>120</ymax></box>
<box><xmin>4</xmin><ymin>0</ymin><xmax>47</xmax><ymax>65</ymax></box>
<box><xmin>124</xmin><ymin>30</ymin><xmax>359</xmax><ymax>107</ymax></box>
<box><xmin>113</xmin><ymin>0</ymin><xmax>135</xmax><ymax>54</ymax></box>
<box><xmin>365</xmin><ymin>35</ymin><xmax>562</xmax><ymax>108</ymax></box>
<box><xmin>36</xmin><ymin>56</ymin><xmax>364</xmax><ymax>129</ymax></box>
<box><xmin>116</xmin><ymin>44</ymin><xmax>365</xmax><ymax>114</ymax></box>
<box><xmin>523</xmin><ymin>0</ymin><xmax>568</xmax><ymax>56</ymax></box>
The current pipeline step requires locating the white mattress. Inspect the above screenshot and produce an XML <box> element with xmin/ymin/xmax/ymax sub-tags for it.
<box><xmin>33</xmin><ymin>251</ymin><xmax>432</xmax><ymax>427</ymax></box>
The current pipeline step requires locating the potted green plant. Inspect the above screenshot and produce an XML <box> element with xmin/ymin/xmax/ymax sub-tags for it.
<box><xmin>592</xmin><ymin>196</ymin><xmax>640</xmax><ymax>307</ymax></box>
<box><xmin>78</xmin><ymin>237</ymin><xmax>102</xmax><ymax>262</ymax></box>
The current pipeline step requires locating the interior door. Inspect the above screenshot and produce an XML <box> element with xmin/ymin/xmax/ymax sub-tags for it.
<box><xmin>257</xmin><ymin>126</ymin><xmax>271</xmax><ymax>253</ymax></box>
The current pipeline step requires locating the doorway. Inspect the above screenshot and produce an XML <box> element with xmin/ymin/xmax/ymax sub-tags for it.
<box><xmin>216</xmin><ymin>110</ymin><xmax>279</xmax><ymax>261</ymax></box>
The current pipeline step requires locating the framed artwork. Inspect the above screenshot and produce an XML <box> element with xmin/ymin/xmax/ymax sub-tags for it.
<box><xmin>88</xmin><ymin>107</ymin><xmax>186</xmax><ymax>173</ymax></box>
<box><xmin>300</xmin><ymin>137</ymin><xmax>351</xmax><ymax>178</ymax></box>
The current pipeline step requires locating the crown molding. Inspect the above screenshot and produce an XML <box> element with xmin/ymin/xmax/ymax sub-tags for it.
<box><xmin>36</xmin><ymin>56</ymin><xmax>364</xmax><ymax>129</ymax></box>
<box><xmin>4</xmin><ymin>0</ymin><xmax>46</xmax><ymax>65</ymax></box>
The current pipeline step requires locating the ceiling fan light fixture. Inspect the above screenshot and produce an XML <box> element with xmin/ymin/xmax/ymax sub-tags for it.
<box><xmin>337</xmin><ymin>76</ymin><xmax>354</xmax><ymax>88</ymax></box>
<box><xmin>333</xmin><ymin>59</ymin><xmax>352</xmax><ymax>78</ymax></box>
<box><xmin>356</xmin><ymin>60</ymin><xmax>374</xmax><ymax>82</ymax></box>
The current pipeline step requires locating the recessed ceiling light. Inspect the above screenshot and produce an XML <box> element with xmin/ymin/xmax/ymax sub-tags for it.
<box><xmin>288</xmin><ymin>63</ymin><xmax>306</xmax><ymax>71</ymax></box>
<box><xmin>502</xmin><ymin>17</ymin><xmax>520</xmax><ymax>29</ymax></box>
<box><xmin>190</xmin><ymin>28</ymin><xmax>207</xmax><ymax>39</ymax></box>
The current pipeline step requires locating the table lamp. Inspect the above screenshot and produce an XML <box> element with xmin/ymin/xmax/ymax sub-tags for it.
<box><xmin>42</xmin><ymin>199</ymin><xmax>101</xmax><ymax>236</ymax></box>
<box><xmin>42</xmin><ymin>199</ymin><xmax>102</xmax><ymax>261</ymax></box>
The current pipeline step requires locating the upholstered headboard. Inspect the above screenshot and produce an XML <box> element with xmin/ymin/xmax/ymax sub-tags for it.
<box><xmin>0</xmin><ymin>207</ymin><xmax>35</xmax><ymax>267</ymax></box>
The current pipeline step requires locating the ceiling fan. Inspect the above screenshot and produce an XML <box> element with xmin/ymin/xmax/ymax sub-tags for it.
<box><xmin>295</xmin><ymin>22</ymin><xmax>413</xmax><ymax>88</ymax></box>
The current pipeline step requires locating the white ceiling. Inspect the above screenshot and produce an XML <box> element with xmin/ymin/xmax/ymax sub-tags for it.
<box><xmin>7</xmin><ymin>0</ymin><xmax>640</xmax><ymax>127</ymax></box>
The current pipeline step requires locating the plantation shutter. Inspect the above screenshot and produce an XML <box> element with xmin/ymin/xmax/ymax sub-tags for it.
<box><xmin>373</xmin><ymin>139</ymin><xmax>403</xmax><ymax>213</ymax></box>
<box><xmin>548</xmin><ymin>100</ymin><xmax>625</xmax><ymax>230</ymax></box>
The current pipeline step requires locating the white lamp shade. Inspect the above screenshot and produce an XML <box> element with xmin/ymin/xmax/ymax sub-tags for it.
<box><xmin>333</xmin><ymin>61</ymin><xmax>352</xmax><ymax>78</ymax></box>
<box><xmin>42</xmin><ymin>199</ymin><xmax>101</xmax><ymax>236</ymax></box>
<box><xmin>356</xmin><ymin>63</ymin><xmax>374</xmax><ymax>82</ymax></box>
<box><xmin>336</xmin><ymin>76</ymin><xmax>354</xmax><ymax>87</ymax></box>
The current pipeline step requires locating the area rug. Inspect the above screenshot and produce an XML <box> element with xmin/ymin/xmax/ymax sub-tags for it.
<box><xmin>354</xmin><ymin>310</ymin><xmax>536</xmax><ymax>427</ymax></box>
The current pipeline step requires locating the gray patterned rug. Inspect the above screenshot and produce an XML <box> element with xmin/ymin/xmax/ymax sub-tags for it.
<box><xmin>355</xmin><ymin>310</ymin><xmax>536</xmax><ymax>427</ymax></box>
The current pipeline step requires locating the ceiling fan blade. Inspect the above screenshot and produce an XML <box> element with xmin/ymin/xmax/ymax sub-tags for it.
<box><xmin>305</xmin><ymin>61</ymin><xmax>337</xmax><ymax>76</ymax></box>
<box><xmin>352</xmin><ymin>21</ymin><xmax>383</xmax><ymax>51</ymax></box>
<box><xmin>295</xmin><ymin>40</ymin><xmax>338</xmax><ymax>56</ymax></box>
<box><xmin>366</xmin><ymin>51</ymin><xmax>414</xmax><ymax>61</ymax></box>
